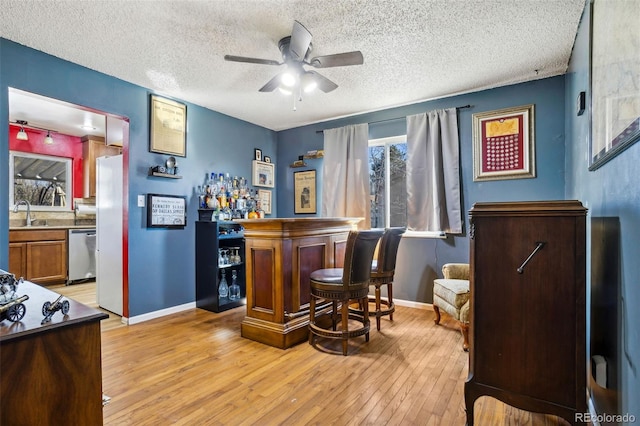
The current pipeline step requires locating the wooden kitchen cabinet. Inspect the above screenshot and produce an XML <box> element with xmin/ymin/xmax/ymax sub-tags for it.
<box><xmin>9</xmin><ymin>229</ymin><xmax>68</xmax><ymax>285</ymax></box>
<box><xmin>8</xmin><ymin>242</ymin><xmax>27</xmax><ymax>279</ymax></box>
<box><xmin>465</xmin><ymin>200</ymin><xmax>587</xmax><ymax>426</ymax></box>
<box><xmin>82</xmin><ymin>135</ymin><xmax>121</xmax><ymax>197</ymax></box>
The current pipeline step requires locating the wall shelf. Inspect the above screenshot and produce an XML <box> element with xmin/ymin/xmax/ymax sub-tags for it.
<box><xmin>290</xmin><ymin>150</ymin><xmax>323</xmax><ymax>168</ymax></box>
<box><xmin>148</xmin><ymin>168</ymin><xmax>182</xmax><ymax>179</ymax></box>
<box><xmin>303</xmin><ymin>150</ymin><xmax>324</xmax><ymax>159</ymax></box>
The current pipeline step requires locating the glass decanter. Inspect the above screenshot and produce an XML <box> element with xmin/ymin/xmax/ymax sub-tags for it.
<box><xmin>218</xmin><ymin>269</ymin><xmax>229</xmax><ymax>299</ymax></box>
<box><xmin>229</xmin><ymin>270</ymin><xmax>241</xmax><ymax>300</ymax></box>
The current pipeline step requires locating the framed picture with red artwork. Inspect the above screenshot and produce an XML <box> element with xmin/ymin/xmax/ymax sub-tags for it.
<box><xmin>472</xmin><ymin>104</ymin><xmax>535</xmax><ymax>181</ymax></box>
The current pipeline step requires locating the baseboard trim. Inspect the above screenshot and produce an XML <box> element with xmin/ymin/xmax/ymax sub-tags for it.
<box><xmin>393</xmin><ymin>299</ymin><xmax>434</xmax><ymax>311</ymax></box>
<box><xmin>121</xmin><ymin>299</ymin><xmax>431</xmax><ymax>325</ymax></box>
<box><xmin>124</xmin><ymin>302</ymin><xmax>197</xmax><ymax>325</ymax></box>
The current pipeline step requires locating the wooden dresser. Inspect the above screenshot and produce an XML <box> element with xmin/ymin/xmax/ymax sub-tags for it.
<box><xmin>0</xmin><ymin>278</ymin><xmax>108</xmax><ymax>425</ymax></box>
<box><xmin>465</xmin><ymin>201</ymin><xmax>587</xmax><ymax>426</ymax></box>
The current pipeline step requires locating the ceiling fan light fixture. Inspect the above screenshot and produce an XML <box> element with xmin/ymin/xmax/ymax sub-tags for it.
<box><xmin>278</xmin><ymin>86</ymin><xmax>293</xmax><ymax>96</ymax></box>
<box><xmin>281</xmin><ymin>71</ymin><xmax>297</xmax><ymax>87</ymax></box>
<box><xmin>301</xmin><ymin>72</ymin><xmax>317</xmax><ymax>93</ymax></box>
<box><xmin>43</xmin><ymin>130</ymin><xmax>54</xmax><ymax>145</ymax></box>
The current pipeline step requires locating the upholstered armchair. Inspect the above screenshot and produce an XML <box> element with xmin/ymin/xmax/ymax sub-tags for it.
<box><xmin>433</xmin><ymin>263</ymin><xmax>470</xmax><ymax>351</ymax></box>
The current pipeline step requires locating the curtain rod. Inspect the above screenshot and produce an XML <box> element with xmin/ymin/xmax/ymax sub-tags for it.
<box><xmin>315</xmin><ymin>105</ymin><xmax>472</xmax><ymax>133</ymax></box>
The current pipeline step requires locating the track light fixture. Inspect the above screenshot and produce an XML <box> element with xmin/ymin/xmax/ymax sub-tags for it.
<box><xmin>44</xmin><ymin>130</ymin><xmax>54</xmax><ymax>145</ymax></box>
<box><xmin>15</xmin><ymin>120</ymin><xmax>29</xmax><ymax>141</ymax></box>
<box><xmin>11</xmin><ymin>120</ymin><xmax>57</xmax><ymax>145</ymax></box>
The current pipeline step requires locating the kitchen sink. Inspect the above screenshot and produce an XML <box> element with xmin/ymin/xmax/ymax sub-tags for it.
<box><xmin>14</xmin><ymin>219</ymin><xmax>49</xmax><ymax>227</ymax></box>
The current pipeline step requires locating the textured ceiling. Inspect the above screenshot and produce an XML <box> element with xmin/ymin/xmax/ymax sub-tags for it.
<box><xmin>0</xmin><ymin>0</ymin><xmax>586</xmax><ymax>131</ymax></box>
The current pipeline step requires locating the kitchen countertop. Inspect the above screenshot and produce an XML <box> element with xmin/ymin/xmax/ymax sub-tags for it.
<box><xmin>9</xmin><ymin>225</ymin><xmax>96</xmax><ymax>231</ymax></box>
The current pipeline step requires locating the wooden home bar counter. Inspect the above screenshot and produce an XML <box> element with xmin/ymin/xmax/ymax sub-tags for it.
<box><xmin>235</xmin><ymin>217</ymin><xmax>361</xmax><ymax>349</ymax></box>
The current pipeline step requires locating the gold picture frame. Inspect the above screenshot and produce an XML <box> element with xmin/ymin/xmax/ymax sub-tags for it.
<box><xmin>472</xmin><ymin>104</ymin><xmax>535</xmax><ymax>181</ymax></box>
<box><xmin>252</xmin><ymin>160</ymin><xmax>274</xmax><ymax>188</ymax></box>
<box><xmin>294</xmin><ymin>170</ymin><xmax>316</xmax><ymax>214</ymax></box>
<box><xmin>150</xmin><ymin>95</ymin><xmax>187</xmax><ymax>157</ymax></box>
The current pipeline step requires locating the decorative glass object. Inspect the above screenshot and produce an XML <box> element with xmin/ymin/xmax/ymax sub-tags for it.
<box><xmin>218</xmin><ymin>269</ymin><xmax>229</xmax><ymax>298</ymax></box>
<box><xmin>229</xmin><ymin>270</ymin><xmax>241</xmax><ymax>300</ymax></box>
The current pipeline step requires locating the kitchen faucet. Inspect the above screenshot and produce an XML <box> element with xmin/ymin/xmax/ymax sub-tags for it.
<box><xmin>13</xmin><ymin>200</ymin><xmax>35</xmax><ymax>226</ymax></box>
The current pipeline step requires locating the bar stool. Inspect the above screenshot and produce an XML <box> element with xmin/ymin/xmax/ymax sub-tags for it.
<box><xmin>308</xmin><ymin>229</ymin><xmax>383</xmax><ymax>356</ymax></box>
<box><xmin>368</xmin><ymin>227</ymin><xmax>405</xmax><ymax>330</ymax></box>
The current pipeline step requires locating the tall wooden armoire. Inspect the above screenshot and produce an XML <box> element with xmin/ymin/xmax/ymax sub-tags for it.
<box><xmin>465</xmin><ymin>200</ymin><xmax>587</xmax><ymax>426</ymax></box>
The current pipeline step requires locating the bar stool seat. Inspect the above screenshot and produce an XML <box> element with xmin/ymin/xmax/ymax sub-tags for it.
<box><xmin>308</xmin><ymin>229</ymin><xmax>383</xmax><ymax>356</ymax></box>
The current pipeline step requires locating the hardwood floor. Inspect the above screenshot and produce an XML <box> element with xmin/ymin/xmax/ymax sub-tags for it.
<box><xmin>50</xmin><ymin>281</ymin><xmax>124</xmax><ymax>331</ymax></box>
<box><xmin>52</xmin><ymin>282</ymin><xmax>569</xmax><ymax>425</ymax></box>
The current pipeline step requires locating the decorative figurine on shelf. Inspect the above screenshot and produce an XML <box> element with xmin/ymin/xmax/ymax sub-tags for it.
<box><xmin>165</xmin><ymin>156</ymin><xmax>178</xmax><ymax>175</ymax></box>
<box><xmin>41</xmin><ymin>294</ymin><xmax>70</xmax><ymax>325</ymax></box>
<box><xmin>0</xmin><ymin>272</ymin><xmax>29</xmax><ymax>323</ymax></box>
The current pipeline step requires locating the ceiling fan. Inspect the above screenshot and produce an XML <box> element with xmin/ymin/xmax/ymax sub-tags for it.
<box><xmin>224</xmin><ymin>21</ymin><xmax>364</xmax><ymax>96</ymax></box>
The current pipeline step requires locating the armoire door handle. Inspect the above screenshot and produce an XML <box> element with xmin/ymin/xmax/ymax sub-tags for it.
<box><xmin>517</xmin><ymin>242</ymin><xmax>546</xmax><ymax>274</ymax></box>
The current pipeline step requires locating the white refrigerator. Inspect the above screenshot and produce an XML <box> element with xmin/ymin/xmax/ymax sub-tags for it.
<box><xmin>96</xmin><ymin>154</ymin><xmax>123</xmax><ymax>316</ymax></box>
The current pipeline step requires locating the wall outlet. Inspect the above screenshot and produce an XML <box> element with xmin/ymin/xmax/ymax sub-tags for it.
<box><xmin>138</xmin><ymin>195</ymin><xmax>145</xmax><ymax>207</ymax></box>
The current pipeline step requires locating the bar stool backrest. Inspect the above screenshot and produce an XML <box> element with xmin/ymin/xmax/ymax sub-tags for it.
<box><xmin>342</xmin><ymin>229</ymin><xmax>384</xmax><ymax>288</ymax></box>
<box><xmin>376</xmin><ymin>227</ymin><xmax>406</xmax><ymax>274</ymax></box>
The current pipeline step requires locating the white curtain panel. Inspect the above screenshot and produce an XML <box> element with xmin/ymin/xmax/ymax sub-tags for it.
<box><xmin>406</xmin><ymin>108</ymin><xmax>462</xmax><ymax>233</ymax></box>
<box><xmin>322</xmin><ymin>123</ymin><xmax>370</xmax><ymax>229</ymax></box>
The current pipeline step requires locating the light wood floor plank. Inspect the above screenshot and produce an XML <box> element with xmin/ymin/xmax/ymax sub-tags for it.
<box><xmin>51</xmin><ymin>282</ymin><xmax>569</xmax><ymax>425</ymax></box>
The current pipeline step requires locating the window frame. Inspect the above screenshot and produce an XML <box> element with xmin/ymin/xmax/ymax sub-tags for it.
<box><xmin>368</xmin><ymin>135</ymin><xmax>446</xmax><ymax>239</ymax></box>
<box><xmin>368</xmin><ymin>135</ymin><xmax>405</xmax><ymax>229</ymax></box>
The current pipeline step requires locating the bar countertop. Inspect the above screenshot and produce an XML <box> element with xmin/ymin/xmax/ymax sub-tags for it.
<box><xmin>235</xmin><ymin>216</ymin><xmax>362</xmax><ymax>237</ymax></box>
<box><xmin>0</xmin><ymin>271</ymin><xmax>107</xmax><ymax>343</ymax></box>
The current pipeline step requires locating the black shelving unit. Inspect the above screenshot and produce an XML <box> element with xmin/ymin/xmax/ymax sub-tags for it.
<box><xmin>195</xmin><ymin>221</ymin><xmax>246</xmax><ymax>312</ymax></box>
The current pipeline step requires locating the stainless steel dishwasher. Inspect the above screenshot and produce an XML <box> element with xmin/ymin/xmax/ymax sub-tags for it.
<box><xmin>68</xmin><ymin>228</ymin><xmax>96</xmax><ymax>284</ymax></box>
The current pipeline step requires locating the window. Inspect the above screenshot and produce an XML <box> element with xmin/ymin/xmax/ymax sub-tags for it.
<box><xmin>369</xmin><ymin>136</ymin><xmax>407</xmax><ymax>228</ymax></box>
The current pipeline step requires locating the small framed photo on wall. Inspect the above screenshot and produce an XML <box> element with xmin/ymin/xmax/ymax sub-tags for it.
<box><xmin>294</xmin><ymin>170</ymin><xmax>317</xmax><ymax>214</ymax></box>
<box><xmin>252</xmin><ymin>160</ymin><xmax>274</xmax><ymax>188</ymax></box>
<box><xmin>257</xmin><ymin>189</ymin><xmax>272</xmax><ymax>214</ymax></box>
<box><xmin>254</xmin><ymin>148</ymin><xmax>262</xmax><ymax>161</ymax></box>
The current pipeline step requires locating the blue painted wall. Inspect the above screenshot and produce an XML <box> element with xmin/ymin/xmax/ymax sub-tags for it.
<box><xmin>0</xmin><ymin>37</ymin><xmax>568</xmax><ymax>312</ymax></box>
<box><xmin>277</xmin><ymin>76</ymin><xmax>567</xmax><ymax>303</ymax></box>
<box><xmin>0</xmin><ymin>39</ymin><xmax>277</xmax><ymax>316</ymax></box>
<box><xmin>564</xmin><ymin>6</ymin><xmax>640</xmax><ymax>419</ymax></box>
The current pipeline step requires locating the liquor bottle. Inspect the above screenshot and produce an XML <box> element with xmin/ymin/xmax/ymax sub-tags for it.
<box><xmin>218</xmin><ymin>269</ymin><xmax>229</xmax><ymax>298</ymax></box>
<box><xmin>229</xmin><ymin>270</ymin><xmax>241</xmax><ymax>300</ymax></box>
<box><xmin>217</xmin><ymin>174</ymin><xmax>227</xmax><ymax>209</ymax></box>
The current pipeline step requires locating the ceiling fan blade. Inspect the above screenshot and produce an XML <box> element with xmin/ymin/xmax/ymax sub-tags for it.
<box><xmin>224</xmin><ymin>55</ymin><xmax>282</xmax><ymax>66</ymax></box>
<box><xmin>289</xmin><ymin>21</ymin><xmax>313</xmax><ymax>61</ymax></box>
<box><xmin>259</xmin><ymin>74</ymin><xmax>283</xmax><ymax>92</ymax></box>
<box><xmin>308</xmin><ymin>71</ymin><xmax>338</xmax><ymax>93</ymax></box>
<box><xmin>309</xmin><ymin>51</ymin><xmax>364</xmax><ymax>68</ymax></box>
